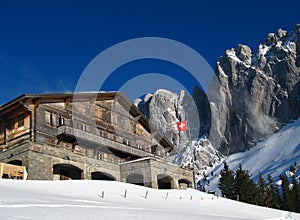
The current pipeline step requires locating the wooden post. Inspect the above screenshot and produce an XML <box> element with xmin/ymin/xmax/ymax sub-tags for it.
<box><xmin>124</xmin><ymin>189</ymin><xmax>127</xmax><ymax>198</ymax></box>
<box><xmin>0</xmin><ymin>163</ymin><xmax>3</xmax><ymax>179</ymax></box>
<box><xmin>23</xmin><ymin>167</ymin><xmax>27</xmax><ymax>180</ymax></box>
<box><xmin>24</xmin><ymin>102</ymin><xmax>38</xmax><ymax>142</ymax></box>
<box><xmin>98</xmin><ymin>191</ymin><xmax>104</xmax><ymax>198</ymax></box>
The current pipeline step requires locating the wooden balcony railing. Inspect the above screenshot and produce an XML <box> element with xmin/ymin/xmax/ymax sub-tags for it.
<box><xmin>57</xmin><ymin>125</ymin><xmax>152</xmax><ymax>158</ymax></box>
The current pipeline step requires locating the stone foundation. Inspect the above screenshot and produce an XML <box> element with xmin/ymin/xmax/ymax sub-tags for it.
<box><xmin>0</xmin><ymin>141</ymin><xmax>194</xmax><ymax>189</ymax></box>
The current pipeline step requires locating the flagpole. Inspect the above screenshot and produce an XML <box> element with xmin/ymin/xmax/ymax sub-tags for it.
<box><xmin>186</xmin><ymin>110</ymin><xmax>197</xmax><ymax>190</ymax></box>
<box><xmin>176</xmin><ymin>114</ymin><xmax>197</xmax><ymax>189</ymax></box>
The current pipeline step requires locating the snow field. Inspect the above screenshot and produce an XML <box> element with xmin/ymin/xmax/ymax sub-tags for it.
<box><xmin>0</xmin><ymin>180</ymin><xmax>299</xmax><ymax>220</ymax></box>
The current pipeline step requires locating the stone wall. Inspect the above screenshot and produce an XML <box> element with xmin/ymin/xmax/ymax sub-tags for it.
<box><xmin>0</xmin><ymin>142</ymin><xmax>31</xmax><ymax>167</ymax></box>
<box><xmin>120</xmin><ymin>159</ymin><xmax>153</xmax><ymax>187</ymax></box>
<box><xmin>0</xmin><ymin>141</ymin><xmax>120</xmax><ymax>181</ymax></box>
<box><xmin>120</xmin><ymin>158</ymin><xmax>194</xmax><ymax>189</ymax></box>
<box><xmin>150</xmin><ymin>159</ymin><xmax>194</xmax><ymax>189</ymax></box>
<box><xmin>0</xmin><ymin>142</ymin><xmax>194</xmax><ymax>189</ymax></box>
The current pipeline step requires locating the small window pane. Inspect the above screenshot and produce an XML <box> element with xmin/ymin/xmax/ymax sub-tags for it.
<box><xmin>18</xmin><ymin>113</ymin><xmax>24</xmax><ymax>127</ymax></box>
<box><xmin>7</xmin><ymin>117</ymin><xmax>15</xmax><ymax>130</ymax></box>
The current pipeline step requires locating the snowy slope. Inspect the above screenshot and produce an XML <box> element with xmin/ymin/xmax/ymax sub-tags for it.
<box><xmin>0</xmin><ymin>180</ymin><xmax>299</xmax><ymax>220</ymax></box>
<box><xmin>205</xmin><ymin>117</ymin><xmax>300</xmax><ymax>192</ymax></box>
<box><xmin>174</xmin><ymin>137</ymin><xmax>224</xmax><ymax>185</ymax></box>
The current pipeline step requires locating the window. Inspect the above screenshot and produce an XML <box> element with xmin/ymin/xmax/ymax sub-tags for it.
<box><xmin>76</xmin><ymin>122</ymin><xmax>88</xmax><ymax>131</ymax></box>
<box><xmin>17</xmin><ymin>113</ymin><xmax>24</xmax><ymax>127</ymax></box>
<box><xmin>103</xmin><ymin>111</ymin><xmax>111</xmax><ymax>123</ymax></box>
<box><xmin>0</xmin><ymin>122</ymin><xmax>4</xmax><ymax>135</ymax></box>
<box><xmin>151</xmin><ymin>145</ymin><xmax>158</xmax><ymax>154</ymax></box>
<box><xmin>122</xmin><ymin>138</ymin><xmax>131</xmax><ymax>146</ymax></box>
<box><xmin>45</xmin><ymin>112</ymin><xmax>56</xmax><ymax>126</ymax></box>
<box><xmin>99</xmin><ymin>130</ymin><xmax>104</xmax><ymax>137</ymax></box>
<box><xmin>97</xmin><ymin>152</ymin><xmax>102</xmax><ymax>160</ymax></box>
<box><xmin>58</xmin><ymin>116</ymin><xmax>65</xmax><ymax>126</ymax></box>
<box><xmin>7</xmin><ymin>117</ymin><xmax>15</xmax><ymax>130</ymax></box>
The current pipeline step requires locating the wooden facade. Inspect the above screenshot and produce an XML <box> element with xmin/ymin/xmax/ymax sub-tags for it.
<box><xmin>0</xmin><ymin>92</ymin><xmax>194</xmax><ymax>189</ymax></box>
<box><xmin>0</xmin><ymin>162</ymin><xmax>27</xmax><ymax>180</ymax></box>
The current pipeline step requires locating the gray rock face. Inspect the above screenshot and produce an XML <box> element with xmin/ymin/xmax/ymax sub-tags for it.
<box><xmin>135</xmin><ymin>88</ymin><xmax>210</xmax><ymax>152</ymax></box>
<box><xmin>208</xmin><ymin>24</ymin><xmax>300</xmax><ymax>155</ymax></box>
<box><xmin>135</xmin><ymin>89</ymin><xmax>184</xmax><ymax>149</ymax></box>
<box><xmin>135</xmin><ymin>90</ymin><xmax>219</xmax><ymax>178</ymax></box>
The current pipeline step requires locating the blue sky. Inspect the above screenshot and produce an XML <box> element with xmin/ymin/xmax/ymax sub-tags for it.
<box><xmin>0</xmin><ymin>0</ymin><xmax>299</xmax><ymax>104</ymax></box>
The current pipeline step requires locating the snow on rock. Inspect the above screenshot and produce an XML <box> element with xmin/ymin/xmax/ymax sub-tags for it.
<box><xmin>174</xmin><ymin>137</ymin><xmax>224</xmax><ymax>186</ymax></box>
<box><xmin>0</xmin><ymin>179</ymin><xmax>299</xmax><ymax>220</ymax></box>
<box><xmin>258</xmin><ymin>43</ymin><xmax>271</xmax><ymax>56</ymax></box>
<box><xmin>216</xmin><ymin>62</ymin><xmax>228</xmax><ymax>78</ymax></box>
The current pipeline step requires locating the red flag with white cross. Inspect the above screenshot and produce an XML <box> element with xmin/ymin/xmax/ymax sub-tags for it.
<box><xmin>177</xmin><ymin>120</ymin><xmax>188</xmax><ymax>132</ymax></box>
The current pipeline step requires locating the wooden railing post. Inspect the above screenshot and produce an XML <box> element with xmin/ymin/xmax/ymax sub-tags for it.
<box><xmin>0</xmin><ymin>163</ymin><xmax>3</xmax><ymax>179</ymax></box>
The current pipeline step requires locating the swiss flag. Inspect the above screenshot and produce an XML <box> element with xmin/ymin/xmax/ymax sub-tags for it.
<box><xmin>177</xmin><ymin>120</ymin><xmax>188</xmax><ymax>132</ymax></box>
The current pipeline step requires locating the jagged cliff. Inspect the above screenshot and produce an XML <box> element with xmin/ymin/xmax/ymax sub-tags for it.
<box><xmin>208</xmin><ymin>24</ymin><xmax>300</xmax><ymax>154</ymax></box>
<box><xmin>135</xmin><ymin>89</ymin><xmax>219</xmax><ymax>173</ymax></box>
<box><xmin>135</xmin><ymin>88</ymin><xmax>210</xmax><ymax>149</ymax></box>
<box><xmin>136</xmin><ymin>24</ymin><xmax>300</xmax><ymax>157</ymax></box>
<box><xmin>135</xmin><ymin>89</ymin><xmax>192</xmax><ymax>149</ymax></box>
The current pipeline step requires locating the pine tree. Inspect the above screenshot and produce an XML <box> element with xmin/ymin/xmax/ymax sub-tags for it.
<box><xmin>280</xmin><ymin>175</ymin><xmax>294</xmax><ymax>211</ymax></box>
<box><xmin>199</xmin><ymin>185</ymin><xmax>206</xmax><ymax>192</ymax></box>
<box><xmin>267</xmin><ymin>174</ymin><xmax>281</xmax><ymax>209</ymax></box>
<box><xmin>289</xmin><ymin>165</ymin><xmax>296</xmax><ymax>173</ymax></box>
<box><xmin>234</xmin><ymin>164</ymin><xmax>256</xmax><ymax>204</ymax></box>
<box><xmin>273</xmin><ymin>183</ymin><xmax>282</xmax><ymax>209</ymax></box>
<box><xmin>291</xmin><ymin>177</ymin><xmax>300</xmax><ymax>212</ymax></box>
<box><xmin>256</xmin><ymin>172</ymin><xmax>268</xmax><ymax>207</ymax></box>
<box><xmin>218</xmin><ymin>161</ymin><xmax>235</xmax><ymax>199</ymax></box>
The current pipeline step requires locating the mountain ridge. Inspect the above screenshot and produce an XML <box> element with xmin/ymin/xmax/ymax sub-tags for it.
<box><xmin>208</xmin><ymin>24</ymin><xmax>300</xmax><ymax>154</ymax></box>
<box><xmin>136</xmin><ymin>24</ymin><xmax>300</xmax><ymax>156</ymax></box>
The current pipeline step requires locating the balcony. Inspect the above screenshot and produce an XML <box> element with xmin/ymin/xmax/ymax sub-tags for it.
<box><xmin>57</xmin><ymin>125</ymin><xmax>152</xmax><ymax>158</ymax></box>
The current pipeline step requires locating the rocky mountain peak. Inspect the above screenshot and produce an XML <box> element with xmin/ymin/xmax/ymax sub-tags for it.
<box><xmin>236</xmin><ymin>44</ymin><xmax>252</xmax><ymax>65</ymax></box>
<box><xmin>135</xmin><ymin>24</ymin><xmax>300</xmax><ymax>158</ymax></box>
<box><xmin>208</xmin><ymin>24</ymin><xmax>300</xmax><ymax>155</ymax></box>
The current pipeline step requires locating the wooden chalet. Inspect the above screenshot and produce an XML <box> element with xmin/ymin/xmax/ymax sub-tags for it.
<box><xmin>0</xmin><ymin>92</ymin><xmax>194</xmax><ymax>189</ymax></box>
